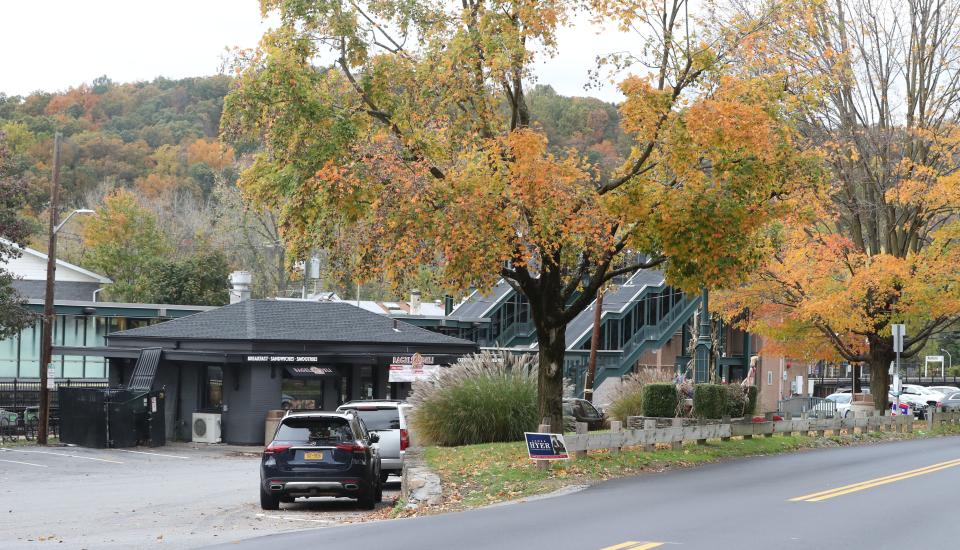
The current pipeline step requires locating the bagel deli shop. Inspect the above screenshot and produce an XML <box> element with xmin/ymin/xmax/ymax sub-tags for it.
<box><xmin>53</xmin><ymin>300</ymin><xmax>477</xmax><ymax>444</ymax></box>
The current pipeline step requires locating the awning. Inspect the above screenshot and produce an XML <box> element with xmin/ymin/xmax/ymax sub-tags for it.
<box><xmin>284</xmin><ymin>365</ymin><xmax>337</xmax><ymax>378</ymax></box>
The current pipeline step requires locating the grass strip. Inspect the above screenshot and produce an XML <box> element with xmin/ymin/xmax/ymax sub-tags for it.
<box><xmin>424</xmin><ymin>423</ymin><xmax>960</xmax><ymax>511</ymax></box>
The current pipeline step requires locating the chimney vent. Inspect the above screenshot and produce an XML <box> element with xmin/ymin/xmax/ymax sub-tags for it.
<box><xmin>229</xmin><ymin>271</ymin><xmax>252</xmax><ymax>304</ymax></box>
<box><xmin>410</xmin><ymin>289</ymin><xmax>422</xmax><ymax>315</ymax></box>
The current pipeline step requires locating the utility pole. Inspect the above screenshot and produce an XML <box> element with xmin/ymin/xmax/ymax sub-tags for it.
<box><xmin>38</xmin><ymin>132</ymin><xmax>62</xmax><ymax>446</ymax></box>
<box><xmin>583</xmin><ymin>287</ymin><xmax>604</xmax><ymax>403</ymax></box>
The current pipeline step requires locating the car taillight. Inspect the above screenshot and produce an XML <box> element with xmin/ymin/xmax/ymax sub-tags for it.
<box><xmin>400</xmin><ymin>428</ymin><xmax>409</xmax><ymax>451</ymax></box>
<box><xmin>336</xmin><ymin>442</ymin><xmax>367</xmax><ymax>454</ymax></box>
<box><xmin>264</xmin><ymin>442</ymin><xmax>291</xmax><ymax>455</ymax></box>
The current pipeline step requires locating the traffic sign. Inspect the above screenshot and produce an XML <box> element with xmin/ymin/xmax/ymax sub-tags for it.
<box><xmin>891</xmin><ymin>324</ymin><xmax>905</xmax><ymax>353</ymax></box>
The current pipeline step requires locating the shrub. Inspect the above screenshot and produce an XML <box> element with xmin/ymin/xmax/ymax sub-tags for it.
<box><xmin>607</xmin><ymin>373</ymin><xmax>646</xmax><ymax>421</ymax></box>
<box><xmin>642</xmin><ymin>383</ymin><xmax>680</xmax><ymax>417</ymax></box>
<box><xmin>725</xmin><ymin>385</ymin><xmax>747</xmax><ymax>418</ymax></box>
<box><xmin>693</xmin><ymin>384</ymin><xmax>728</xmax><ymax>419</ymax></box>
<box><xmin>745</xmin><ymin>386</ymin><xmax>759</xmax><ymax>416</ymax></box>
<box><xmin>609</xmin><ymin>390</ymin><xmax>644</xmax><ymax>422</ymax></box>
<box><xmin>407</xmin><ymin>351</ymin><xmax>538</xmax><ymax>446</ymax></box>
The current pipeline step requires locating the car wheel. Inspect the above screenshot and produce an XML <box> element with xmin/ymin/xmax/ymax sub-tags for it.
<box><xmin>380</xmin><ymin>471</ymin><xmax>390</xmax><ymax>484</ymax></box>
<box><xmin>375</xmin><ymin>480</ymin><xmax>383</xmax><ymax>503</ymax></box>
<box><xmin>260</xmin><ymin>485</ymin><xmax>280</xmax><ymax>511</ymax></box>
<box><xmin>357</xmin><ymin>485</ymin><xmax>376</xmax><ymax>510</ymax></box>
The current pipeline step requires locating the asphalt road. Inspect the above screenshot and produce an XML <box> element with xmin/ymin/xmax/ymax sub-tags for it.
<box><xmin>0</xmin><ymin>443</ymin><xmax>399</xmax><ymax>549</ymax></box>
<box><xmin>211</xmin><ymin>435</ymin><xmax>960</xmax><ymax>550</ymax></box>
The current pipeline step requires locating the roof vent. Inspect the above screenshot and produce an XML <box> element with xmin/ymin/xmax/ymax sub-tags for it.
<box><xmin>229</xmin><ymin>271</ymin><xmax>252</xmax><ymax>304</ymax></box>
<box><xmin>409</xmin><ymin>290</ymin><xmax>422</xmax><ymax>315</ymax></box>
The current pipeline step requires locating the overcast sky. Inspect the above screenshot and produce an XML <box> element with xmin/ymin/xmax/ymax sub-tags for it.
<box><xmin>2</xmin><ymin>0</ymin><xmax>631</xmax><ymax>103</ymax></box>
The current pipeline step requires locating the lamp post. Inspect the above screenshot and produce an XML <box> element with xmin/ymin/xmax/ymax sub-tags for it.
<box><xmin>941</xmin><ymin>348</ymin><xmax>952</xmax><ymax>379</ymax></box>
<box><xmin>38</xmin><ymin>132</ymin><xmax>95</xmax><ymax>445</ymax></box>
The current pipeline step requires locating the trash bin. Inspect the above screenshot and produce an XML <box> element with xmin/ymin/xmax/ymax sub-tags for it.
<box><xmin>265</xmin><ymin>410</ymin><xmax>285</xmax><ymax>445</ymax></box>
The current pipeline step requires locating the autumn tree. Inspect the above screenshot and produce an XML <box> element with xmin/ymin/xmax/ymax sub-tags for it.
<box><xmin>0</xmin><ymin>130</ymin><xmax>36</xmax><ymax>338</ymax></box>
<box><xmin>717</xmin><ymin>0</ymin><xmax>960</xmax><ymax>409</ymax></box>
<box><xmin>223</xmin><ymin>0</ymin><xmax>812</xmax><ymax>430</ymax></box>
<box><xmin>83</xmin><ymin>189</ymin><xmax>171</xmax><ymax>302</ymax></box>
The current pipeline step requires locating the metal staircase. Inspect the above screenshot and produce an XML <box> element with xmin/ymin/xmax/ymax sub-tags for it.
<box><xmin>127</xmin><ymin>348</ymin><xmax>162</xmax><ymax>391</ymax></box>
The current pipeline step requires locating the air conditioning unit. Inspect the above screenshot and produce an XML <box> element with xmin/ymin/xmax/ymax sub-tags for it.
<box><xmin>192</xmin><ymin>413</ymin><xmax>221</xmax><ymax>443</ymax></box>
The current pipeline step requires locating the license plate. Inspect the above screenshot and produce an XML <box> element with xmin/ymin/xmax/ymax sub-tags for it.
<box><xmin>303</xmin><ymin>451</ymin><xmax>324</xmax><ymax>461</ymax></box>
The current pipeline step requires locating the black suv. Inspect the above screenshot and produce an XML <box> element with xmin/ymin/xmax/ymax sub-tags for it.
<box><xmin>260</xmin><ymin>411</ymin><xmax>382</xmax><ymax>510</ymax></box>
<box><xmin>563</xmin><ymin>398</ymin><xmax>606</xmax><ymax>431</ymax></box>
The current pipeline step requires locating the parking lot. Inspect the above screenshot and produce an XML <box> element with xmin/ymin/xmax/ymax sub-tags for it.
<box><xmin>0</xmin><ymin>443</ymin><xmax>399</xmax><ymax>549</ymax></box>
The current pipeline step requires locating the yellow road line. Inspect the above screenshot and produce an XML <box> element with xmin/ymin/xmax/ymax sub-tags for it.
<box><xmin>790</xmin><ymin>458</ymin><xmax>960</xmax><ymax>502</ymax></box>
<box><xmin>600</xmin><ymin>542</ymin><xmax>664</xmax><ymax>550</ymax></box>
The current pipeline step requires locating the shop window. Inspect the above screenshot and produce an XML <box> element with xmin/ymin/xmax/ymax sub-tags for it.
<box><xmin>360</xmin><ymin>365</ymin><xmax>375</xmax><ymax>399</ymax></box>
<box><xmin>201</xmin><ymin>366</ymin><xmax>223</xmax><ymax>411</ymax></box>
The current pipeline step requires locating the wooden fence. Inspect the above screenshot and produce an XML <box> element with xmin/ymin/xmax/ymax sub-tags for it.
<box><xmin>561</xmin><ymin>410</ymin><xmax>932</xmax><ymax>458</ymax></box>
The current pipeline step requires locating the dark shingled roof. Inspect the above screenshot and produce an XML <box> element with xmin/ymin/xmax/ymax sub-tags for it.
<box><xmin>108</xmin><ymin>299</ymin><xmax>477</xmax><ymax>347</ymax></box>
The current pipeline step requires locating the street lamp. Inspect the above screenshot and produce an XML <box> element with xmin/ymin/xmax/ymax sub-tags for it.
<box><xmin>941</xmin><ymin>348</ymin><xmax>952</xmax><ymax>378</ymax></box>
<box><xmin>38</xmin><ymin>133</ymin><xmax>95</xmax><ymax>445</ymax></box>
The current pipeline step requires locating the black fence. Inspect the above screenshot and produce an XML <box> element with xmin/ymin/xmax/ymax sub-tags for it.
<box><xmin>811</xmin><ymin>376</ymin><xmax>960</xmax><ymax>397</ymax></box>
<box><xmin>0</xmin><ymin>379</ymin><xmax>109</xmax><ymax>441</ymax></box>
<box><xmin>0</xmin><ymin>379</ymin><xmax>109</xmax><ymax>411</ymax></box>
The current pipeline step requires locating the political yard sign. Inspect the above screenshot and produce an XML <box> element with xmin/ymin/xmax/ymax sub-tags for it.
<box><xmin>524</xmin><ymin>432</ymin><xmax>569</xmax><ymax>460</ymax></box>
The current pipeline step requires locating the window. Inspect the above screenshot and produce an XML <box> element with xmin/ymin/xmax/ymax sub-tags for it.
<box><xmin>767</xmin><ymin>371</ymin><xmax>773</xmax><ymax>385</ymax></box>
<box><xmin>580</xmin><ymin>400</ymin><xmax>601</xmax><ymax>419</ymax></box>
<box><xmin>275</xmin><ymin>417</ymin><xmax>353</xmax><ymax>444</ymax></box>
<box><xmin>200</xmin><ymin>366</ymin><xmax>223</xmax><ymax>410</ymax></box>
<box><xmin>340</xmin><ymin>406</ymin><xmax>399</xmax><ymax>431</ymax></box>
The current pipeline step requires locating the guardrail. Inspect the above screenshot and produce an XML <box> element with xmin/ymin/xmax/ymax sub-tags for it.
<box><xmin>561</xmin><ymin>411</ymin><xmax>916</xmax><ymax>457</ymax></box>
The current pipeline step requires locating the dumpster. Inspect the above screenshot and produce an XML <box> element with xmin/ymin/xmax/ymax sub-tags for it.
<box><xmin>60</xmin><ymin>387</ymin><xmax>166</xmax><ymax>448</ymax></box>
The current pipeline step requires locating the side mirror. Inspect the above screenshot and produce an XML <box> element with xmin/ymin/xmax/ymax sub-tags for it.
<box><xmin>368</xmin><ymin>432</ymin><xmax>380</xmax><ymax>444</ymax></box>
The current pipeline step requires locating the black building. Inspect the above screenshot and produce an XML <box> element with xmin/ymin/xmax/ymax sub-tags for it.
<box><xmin>55</xmin><ymin>299</ymin><xmax>477</xmax><ymax>444</ymax></box>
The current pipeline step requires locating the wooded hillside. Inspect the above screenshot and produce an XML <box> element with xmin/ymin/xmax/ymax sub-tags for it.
<box><xmin>0</xmin><ymin>76</ymin><xmax>626</xmax><ymax>304</ymax></box>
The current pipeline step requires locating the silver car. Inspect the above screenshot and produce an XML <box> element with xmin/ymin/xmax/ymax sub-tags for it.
<box><xmin>336</xmin><ymin>400</ymin><xmax>410</xmax><ymax>482</ymax></box>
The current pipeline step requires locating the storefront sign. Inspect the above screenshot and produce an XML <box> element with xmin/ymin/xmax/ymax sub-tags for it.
<box><xmin>285</xmin><ymin>366</ymin><xmax>336</xmax><ymax>378</ymax></box>
<box><xmin>246</xmin><ymin>355</ymin><xmax>320</xmax><ymax>363</ymax></box>
<box><xmin>389</xmin><ymin>352</ymin><xmax>439</xmax><ymax>382</ymax></box>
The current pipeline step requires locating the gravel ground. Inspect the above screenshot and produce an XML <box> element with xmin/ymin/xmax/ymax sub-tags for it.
<box><xmin>0</xmin><ymin>442</ymin><xmax>398</xmax><ymax>549</ymax></box>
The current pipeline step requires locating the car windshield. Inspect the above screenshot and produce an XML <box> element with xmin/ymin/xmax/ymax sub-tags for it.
<box><xmin>581</xmin><ymin>401</ymin><xmax>601</xmax><ymax>417</ymax></box>
<box><xmin>828</xmin><ymin>394</ymin><xmax>851</xmax><ymax>404</ymax></box>
<box><xmin>340</xmin><ymin>407</ymin><xmax>399</xmax><ymax>431</ymax></box>
<box><xmin>275</xmin><ymin>417</ymin><xmax>354</xmax><ymax>444</ymax></box>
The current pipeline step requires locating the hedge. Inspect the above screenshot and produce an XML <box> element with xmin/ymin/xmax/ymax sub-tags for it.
<box><xmin>694</xmin><ymin>384</ymin><xmax>728</xmax><ymax>419</ymax></box>
<box><xmin>642</xmin><ymin>383</ymin><xmax>680</xmax><ymax>417</ymax></box>
<box><xmin>725</xmin><ymin>385</ymin><xmax>747</xmax><ymax>418</ymax></box>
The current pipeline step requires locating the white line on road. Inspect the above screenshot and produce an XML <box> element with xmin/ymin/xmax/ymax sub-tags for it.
<box><xmin>0</xmin><ymin>448</ymin><xmax>124</xmax><ymax>464</ymax></box>
<box><xmin>0</xmin><ymin>458</ymin><xmax>48</xmax><ymax>468</ymax></box>
<box><xmin>115</xmin><ymin>449</ymin><xmax>190</xmax><ymax>459</ymax></box>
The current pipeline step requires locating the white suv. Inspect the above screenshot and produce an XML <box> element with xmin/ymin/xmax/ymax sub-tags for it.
<box><xmin>336</xmin><ymin>400</ymin><xmax>410</xmax><ymax>482</ymax></box>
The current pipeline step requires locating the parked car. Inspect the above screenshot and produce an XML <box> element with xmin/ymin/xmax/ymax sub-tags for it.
<box><xmin>260</xmin><ymin>411</ymin><xmax>381</xmax><ymax>510</ymax></box>
<box><xmin>824</xmin><ymin>393</ymin><xmax>853</xmax><ymax>418</ymax></box>
<box><xmin>899</xmin><ymin>384</ymin><xmax>944</xmax><ymax>410</ymax></box>
<box><xmin>941</xmin><ymin>392</ymin><xmax>960</xmax><ymax>411</ymax></box>
<box><xmin>888</xmin><ymin>389</ymin><xmax>929</xmax><ymax>418</ymax></box>
<box><xmin>928</xmin><ymin>386</ymin><xmax>960</xmax><ymax>398</ymax></box>
<box><xmin>563</xmin><ymin>398</ymin><xmax>606</xmax><ymax>430</ymax></box>
<box><xmin>337</xmin><ymin>400</ymin><xmax>409</xmax><ymax>482</ymax></box>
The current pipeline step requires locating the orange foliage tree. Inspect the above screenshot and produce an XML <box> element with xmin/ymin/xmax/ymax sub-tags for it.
<box><xmin>222</xmin><ymin>0</ymin><xmax>815</xmax><ymax>430</ymax></box>
<box><xmin>715</xmin><ymin>0</ymin><xmax>960</xmax><ymax>409</ymax></box>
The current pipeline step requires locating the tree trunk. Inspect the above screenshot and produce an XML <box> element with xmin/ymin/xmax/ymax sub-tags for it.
<box><xmin>537</xmin><ymin>323</ymin><xmax>567</xmax><ymax>434</ymax></box>
<box><xmin>868</xmin><ymin>343</ymin><xmax>894</xmax><ymax>411</ymax></box>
